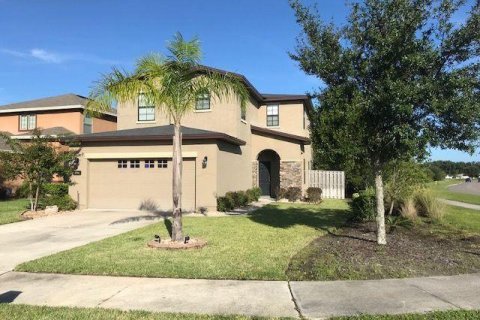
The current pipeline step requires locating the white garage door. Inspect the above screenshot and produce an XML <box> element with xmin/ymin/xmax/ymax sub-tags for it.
<box><xmin>87</xmin><ymin>159</ymin><xmax>196</xmax><ymax>211</ymax></box>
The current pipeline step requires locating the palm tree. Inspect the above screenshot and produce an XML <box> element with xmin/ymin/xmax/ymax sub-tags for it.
<box><xmin>88</xmin><ymin>33</ymin><xmax>249</xmax><ymax>242</ymax></box>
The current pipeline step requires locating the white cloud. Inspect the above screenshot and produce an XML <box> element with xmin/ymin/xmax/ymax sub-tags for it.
<box><xmin>0</xmin><ymin>48</ymin><xmax>118</xmax><ymax>65</ymax></box>
<box><xmin>30</xmin><ymin>48</ymin><xmax>64</xmax><ymax>63</ymax></box>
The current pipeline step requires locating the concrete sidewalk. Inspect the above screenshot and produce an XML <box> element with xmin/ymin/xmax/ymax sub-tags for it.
<box><xmin>1</xmin><ymin>272</ymin><xmax>480</xmax><ymax>319</ymax></box>
<box><xmin>440</xmin><ymin>199</ymin><xmax>480</xmax><ymax>211</ymax></box>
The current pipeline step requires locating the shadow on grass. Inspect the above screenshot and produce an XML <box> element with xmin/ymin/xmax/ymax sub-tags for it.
<box><xmin>248</xmin><ymin>203</ymin><xmax>349</xmax><ymax>231</ymax></box>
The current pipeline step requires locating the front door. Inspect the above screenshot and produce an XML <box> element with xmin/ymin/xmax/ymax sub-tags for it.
<box><xmin>259</xmin><ymin>161</ymin><xmax>271</xmax><ymax>196</ymax></box>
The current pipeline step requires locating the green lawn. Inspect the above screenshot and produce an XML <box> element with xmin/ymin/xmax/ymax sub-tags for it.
<box><xmin>0</xmin><ymin>304</ymin><xmax>286</xmax><ymax>320</ymax></box>
<box><xmin>334</xmin><ymin>309</ymin><xmax>480</xmax><ymax>319</ymax></box>
<box><xmin>428</xmin><ymin>180</ymin><xmax>480</xmax><ymax>205</ymax></box>
<box><xmin>442</xmin><ymin>205</ymin><xmax>480</xmax><ymax>234</ymax></box>
<box><xmin>16</xmin><ymin>200</ymin><xmax>350</xmax><ymax>280</ymax></box>
<box><xmin>0</xmin><ymin>198</ymin><xmax>28</xmax><ymax>225</ymax></box>
<box><xmin>1</xmin><ymin>305</ymin><xmax>479</xmax><ymax>320</ymax></box>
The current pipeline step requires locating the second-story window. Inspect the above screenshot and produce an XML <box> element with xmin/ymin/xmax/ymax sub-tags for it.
<box><xmin>138</xmin><ymin>93</ymin><xmax>155</xmax><ymax>122</ymax></box>
<box><xmin>195</xmin><ymin>93</ymin><xmax>210</xmax><ymax>111</ymax></box>
<box><xmin>266</xmin><ymin>105</ymin><xmax>279</xmax><ymax>127</ymax></box>
<box><xmin>19</xmin><ymin>114</ymin><xmax>36</xmax><ymax>131</ymax></box>
<box><xmin>83</xmin><ymin>114</ymin><xmax>92</xmax><ymax>134</ymax></box>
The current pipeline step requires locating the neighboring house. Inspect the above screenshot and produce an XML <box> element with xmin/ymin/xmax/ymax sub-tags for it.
<box><xmin>69</xmin><ymin>66</ymin><xmax>312</xmax><ymax>211</ymax></box>
<box><xmin>0</xmin><ymin>94</ymin><xmax>117</xmax><ymax>192</ymax></box>
<box><xmin>0</xmin><ymin>93</ymin><xmax>117</xmax><ymax>136</ymax></box>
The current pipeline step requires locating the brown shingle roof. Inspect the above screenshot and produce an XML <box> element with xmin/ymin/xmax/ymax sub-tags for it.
<box><xmin>251</xmin><ymin>125</ymin><xmax>311</xmax><ymax>144</ymax></box>
<box><xmin>70</xmin><ymin>125</ymin><xmax>246</xmax><ymax>146</ymax></box>
<box><xmin>0</xmin><ymin>93</ymin><xmax>117</xmax><ymax>116</ymax></box>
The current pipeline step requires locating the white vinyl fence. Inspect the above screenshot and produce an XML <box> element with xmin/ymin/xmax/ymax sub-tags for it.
<box><xmin>308</xmin><ymin>170</ymin><xmax>345</xmax><ymax>199</ymax></box>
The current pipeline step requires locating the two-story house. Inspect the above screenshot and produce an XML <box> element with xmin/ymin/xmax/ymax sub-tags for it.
<box><xmin>69</xmin><ymin>66</ymin><xmax>312</xmax><ymax>211</ymax></box>
<box><xmin>0</xmin><ymin>93</ymin><xmax>117</xmax><ymax>137</ymax></box>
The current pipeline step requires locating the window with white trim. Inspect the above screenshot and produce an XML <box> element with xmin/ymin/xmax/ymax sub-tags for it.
<box><xmin>158</xmin><ymin>159</ymin><xmax>168</xmax><ymax>168</ymax></box>
<box><xmin>145</xmin><ymin>160</ymin><xmax>155</xmax><ymax>168</ymax></box>
<box><xmin>266</xmin><ymin>105</ymin><xmax>279</xmax><ymax>127</ymax></box>
<box><xmin>138</xmin><ymin>93</ymin><xmax>155</xmax><ymax>121</ymax></box>
<box><xmin>195</xmin><ymin>93</ymin><xmax>210</xmax><ymax>110</ymax></box>
<box><xmin>130</xmin><ymin>160</ymin><xmax>140</xmax><ymax>168</ymax></box>
<box><xmin>117</xmin><ymin>160</ymin><xmax>128</xmax><ymax>168</ymax></box>
<box><xmin>19</xmin><ymin>114</ymin><xmax>36</xmax><ymax>130</ymax></box>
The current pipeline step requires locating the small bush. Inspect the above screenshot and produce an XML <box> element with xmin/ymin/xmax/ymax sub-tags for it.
<box><xmin>246</xmin><ymin>187</ymin><xmax>261</xmax><ymax>202</ymax></box>
<box><xmin>276</xmin><ymin>188</ymin><xmax>287</xmax><ymax>200</ymax></box>
<box><xmin>233</xmin><ymin>191</ymin><xmax>249</xmax><ymax>207</ymax></box>
<box><xmin>414</xmin><ymin>189</ymin><xmax>445</xmax><ymax>220</ymax></box>
<box><xmin>39</xmin><ymin>194</ymin><xmax>77</xmax><ymax>211</ymax></box>
<box><xmin>350</xmin><ymin>188</ymin><xmax>376</xmax><ymax>222</ymax></box>
<box><xmin>386</xmin><ymin>215</ymin><xmax>413</xmax><ymax>233</ymax></box>
<box><xmin>43</xmin><ymin>183</ymin><xmax>68</xmax><ymax>197</ymax></box>
<box><xmin>306</xmin><ymin>187</ymin><xmax>322</xmax><ymax>203</ymax></box>
<box><xmin>15</xmin><ymin>181</ymin><xmax>31</xmax><ymax>198</ymax></box>
<box><xmin>285</xmin><ymin>187</ymin><xmax>302</xmax><ymax>202</ymax></box>
<box><xmin>399</xmin><ymin>198</ymin><xmax>418</xmax><ymax>220</ymax></box>
<box><xmin>217</xmin><ymin>196</ymin><xmax>234</xmax><ymax>212</ymax></box>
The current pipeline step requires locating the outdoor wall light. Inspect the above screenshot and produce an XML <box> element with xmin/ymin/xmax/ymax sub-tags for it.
<box><xmin>202</xmin><ymin>156</ymin><xmax>208</xmax><ymax>168</ymax></box>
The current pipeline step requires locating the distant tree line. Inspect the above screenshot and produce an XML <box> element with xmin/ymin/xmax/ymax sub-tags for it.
<box><xmin>425</xmin><ymin>161</ymin><xmax>480</xmax><ymax>178</ymax></box>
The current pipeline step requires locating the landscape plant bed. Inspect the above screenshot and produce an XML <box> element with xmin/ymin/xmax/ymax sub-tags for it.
<box><xmin>287</xmin><ymin>221</ymin><xmax>480</xmax><ymax>281</ymax></box>
<box><xmin>147</xmin><ymin>238</ymin><xmax>207</xmax><ymax>250</ymax></box>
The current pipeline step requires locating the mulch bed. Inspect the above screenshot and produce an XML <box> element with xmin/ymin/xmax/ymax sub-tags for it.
<box><xmin>147</xmin><ymin>238</ymin><xmax>207</xmax><ymax>250</ymax></box>
<box><xmin>286</xmin><ymin>222</ymin><xmax>480</xmax><ymax>281</ymax></box>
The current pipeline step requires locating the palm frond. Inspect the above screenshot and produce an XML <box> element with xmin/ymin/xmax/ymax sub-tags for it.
<box><xmin>167</xmin><ymin>32</ymin><xmax>201</xmax><ymax>65</ymax></box>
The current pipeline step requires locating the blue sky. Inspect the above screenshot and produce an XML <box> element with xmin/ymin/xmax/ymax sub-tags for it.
<box><xmin>0</xmin><ymin>0</ymin><xmax>478</xmax><ymax>162</ymax></box>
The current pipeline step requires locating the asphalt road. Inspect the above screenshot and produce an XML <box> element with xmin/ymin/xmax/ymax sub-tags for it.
<box><xmin>448</xmin><ymin>182</ymin><xmax>480</xmax><ymax>196</ymax></box>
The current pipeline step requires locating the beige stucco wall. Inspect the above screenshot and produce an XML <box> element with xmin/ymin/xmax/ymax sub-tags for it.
<box><xmin>253</xmin><ymin>103</ymin><xmax>309</xmax><ymax>137</ymax></box>
<box><xmin>70</xmin><ymin>141</ymin><xmax>221</xmax><ymax>211</ymax></box>
<box><xmin>216</xmin><ymin>142</ymin><xmax>252</xmax><ymax>196</ymax></box>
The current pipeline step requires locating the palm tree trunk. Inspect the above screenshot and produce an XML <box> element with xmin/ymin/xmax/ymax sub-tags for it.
<box><xmin>171</xmin><ymin>122</ymin><xmax>183</xmax><ymax>242</ymax></box>
<box><xmin>374</xmin><ymin>169</ymin><xmax>387</xmax><ymax>245</ymax></box>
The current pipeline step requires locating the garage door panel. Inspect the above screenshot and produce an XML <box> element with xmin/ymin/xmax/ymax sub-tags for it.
<box><xmin>88</xmin><ymin>159</ymin><xmax>195</xmax><ymax>211</ymax></box>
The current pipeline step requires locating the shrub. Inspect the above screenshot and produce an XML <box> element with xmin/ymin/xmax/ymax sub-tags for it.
<box><xmin>306</xmin><ymin>187</ymin><xmax>322</xmax><ymax>203</ymax></box>
<box><xmin>414</xmin><ymin>189</ymin><xmax>445</xmax><ymax>220</ymax></box>
<box><xmin>350</xmin><ymin>188</ymin><xmax>376</xmax><ymax>222</ymax></box>
<box><xmin>15</xmin><ymin>181</ymin><xmax>31</xmax><ymax>198</ymax></box>
<box><xmin>276</xmin><ymin>188</ymin><xmax>287</xmax><ymax>200</ymax></box>
<box><xmin>285</xmin><ymin>187</ymin><xmax>302</xmax><ymax>202</ymax></box>
<box><xmin>38</xmin><ymin>194</ymin><xmax>77</xmax><ymax>211</ymax></box>
<box><xmin>233</xmin><ymin>191</ymin><xmax>249</xmax><ymax>207</ymax></box>
<box><xmin>43</xmin><ymin>183</ymin><xmax>68</xmax><ymax>197</ymax></box>
<box><xmin>399</xmin><ymin>198</ymin><xmax>417</xmax><ymax>220</ymax></box>
<box><xmin>246</xmin><ymin>188</ymin><xmax>261</xmax><ymax>203</ymax></box>
<box><xmin>217</xmin><ymin>196</ymin><xmax>234</xmax><ymax>212</ymax></box>
<box><xmin>386</xmin><ymin>215</ymin><xmax>413</xmax><ymax>233</ymax></box>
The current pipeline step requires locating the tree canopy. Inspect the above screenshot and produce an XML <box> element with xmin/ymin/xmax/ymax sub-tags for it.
<box><xmin>290</xmin><ymin>0</ymin><xmax>480</xmax><ymax>244</ymax></box>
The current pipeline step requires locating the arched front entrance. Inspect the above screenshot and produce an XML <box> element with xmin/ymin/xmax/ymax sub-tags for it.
<box><xmin>257</xmin><ymin>150</ymin><xmax>280</xmax><ymax>197</ymax></box>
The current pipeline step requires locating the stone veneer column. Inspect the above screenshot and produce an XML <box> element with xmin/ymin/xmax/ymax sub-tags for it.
<box><xmin>280</xmin><ymin>161</ymin><xmax>302</xmax><ymax>189</ymax></box>
<box><xmin>252</xmin><ymin>161</ymin><xmax>259</xmax><ymax>187</ymax></box>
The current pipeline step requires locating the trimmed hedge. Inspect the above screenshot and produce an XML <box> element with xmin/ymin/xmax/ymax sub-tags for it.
<box><xmin>306</xmin><ymin>187</ymin><xmax>322</xmax><ymax>203</ymax></box>
<box><xmin>217</xmin><ymin>187</ymin><xmax>261</xmax><ymax>212</ymax></box>
<box><xmin>38</xmin><ymin>195</ymin><xmax>77</xmax><ymax>211</ymax></box>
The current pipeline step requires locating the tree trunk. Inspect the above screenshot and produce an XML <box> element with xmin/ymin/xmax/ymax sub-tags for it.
<box><xmin>34</xmin><ymin>184</ymin><xmax>40</xmax><ymax>212</ymax></box>
<box><xmin>375</xmin><ymin>170</ymin><xmax>387</xmax><ymax>245</ymax></box>
<box><xmin>171</xmin><ymin>122</ymin><xmax>183</xmax><ymax>242</ymax></box>
<box><xmin>28</xmin><ymin>182</ymin><xmax>34</xmax><ymax>211</ymax></box>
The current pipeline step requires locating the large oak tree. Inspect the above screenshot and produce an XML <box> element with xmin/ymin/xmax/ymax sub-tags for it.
<box><xmin>290</xmin><ymin>0</ymin><xmax>480</xmax><ymax>244</ymax></box>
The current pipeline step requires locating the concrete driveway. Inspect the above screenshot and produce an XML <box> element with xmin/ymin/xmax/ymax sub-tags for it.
<box><xmin>0</xmin><ymin>210</ymin><xmax>163</xmax><ymax>274</ymax></box>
